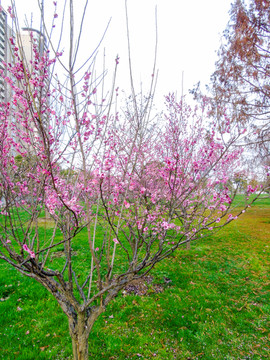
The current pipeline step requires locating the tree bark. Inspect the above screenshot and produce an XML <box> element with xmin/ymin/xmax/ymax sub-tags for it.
<box><xmin>69</xmin><ymin>311</ymin><xmax>91</xmax><ymax>360</ymax></box>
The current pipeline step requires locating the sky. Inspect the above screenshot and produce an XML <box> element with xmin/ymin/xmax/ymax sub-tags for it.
<box><xmin>1</xmin><ymin>0</ymin><xmax>232</xmax><ymax>108</ymax></box>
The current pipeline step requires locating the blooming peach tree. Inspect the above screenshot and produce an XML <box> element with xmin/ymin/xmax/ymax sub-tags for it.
<box><xmin>0</xmin><ymin>1</ymin><xmax>265</xmax><ymax>359</ymax></box>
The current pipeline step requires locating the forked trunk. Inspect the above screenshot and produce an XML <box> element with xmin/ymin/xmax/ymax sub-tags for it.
<box><xmin>69</xmin><ymin>311</ymin><xmax>92</xmax><ymax>360</ymax></box>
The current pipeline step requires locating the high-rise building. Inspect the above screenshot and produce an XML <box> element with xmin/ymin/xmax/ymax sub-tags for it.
<box><xmin>0</xmin><ymin>8</ymin><xmax>14</xmax><ymax>102</ymax></box>
<box><xmin>0</xmin><ymin>9</ymin><xmax>7</xmax><ymax>101</ymax></box>
<box><xmin>1</xmin><ymin>9</ymin><xmax>49</xmax><ymax>154</ymax></box>
<box><xmin>0</xmin><ymin>10</ymin><xmax>47</xmax><ymax>103</ymax></box>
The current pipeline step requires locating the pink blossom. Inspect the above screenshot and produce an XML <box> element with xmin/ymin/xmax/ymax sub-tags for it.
<box><xmin>161</xmin><ymin>221</ymin><xmax>169</xmax><ymax>230</ymax></box>
<box><xmin>22</xmin><ymin>244</ymin><xmax>35</xmax><ymax>258</ymax></box>
<box><xmin>219</xmin><ymin>204</ymin><xmax>227</xmax><ymax>212</ymax></box>
<box><xmin>247</xmin><ymin>185</ymin><xmax>256</xmax><ymax>193</ymax></box>
<box><xmin>112</xmin><ymin>238</ymin><xmax>119</xmax><ymax>244</ymax></box>
<box><xmin>227</xmin><ymin>214</ymin><xmax>233</xmax><ymax>221</ymax></box>
<box><xmin>7</xmin><ymin>6</ymin><xmax>15</xmax><ymax>18</ymax></box>
<box><xmin>23</xmin><ymin>244</ymin><xmax>29</xmax><ymax>251</ymax></box>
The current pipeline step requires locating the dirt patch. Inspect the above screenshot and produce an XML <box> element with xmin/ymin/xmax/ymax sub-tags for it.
<box><xmin>123</xmin><ymin>275</ymin><xmax>171</xmax><ymax>296</ymax></box>
<box><xmin>37</xmin><ymin>218</ymin><xmax>55</xmax><ymax>227</ymax></box>
<box><xmin>51</xmin><ymin>250</ymin><xmax>77</xmax><ymax>259</ymax></box>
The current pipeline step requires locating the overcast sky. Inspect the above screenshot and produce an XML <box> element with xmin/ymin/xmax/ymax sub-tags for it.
<box><xmin>1</xmin><ymin>0</ymin><xmax>232</xmax><ymax>107</ymax></box>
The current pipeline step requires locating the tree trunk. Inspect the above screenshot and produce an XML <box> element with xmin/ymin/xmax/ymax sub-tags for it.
<box><xmin>69</xmin><ymin>311</ymin><xmax>91</xmax><ymax>360</ymax></box>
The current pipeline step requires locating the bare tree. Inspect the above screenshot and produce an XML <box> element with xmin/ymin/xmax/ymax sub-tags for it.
<box><xmin>197</xmin><ymin>0</ymin><xmax>270</xmax><ymax>179</ymax></box>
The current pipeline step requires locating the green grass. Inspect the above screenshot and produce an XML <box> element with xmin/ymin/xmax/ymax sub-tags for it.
<box><xmin>232</xmin><ymin>193</ymin><xmax>270</xmax><ymax>208</ymax></box>
<box><xmin>0</xmin><ymin>196</ymin><xmax>270</xmax><ymax>359</ymax></box>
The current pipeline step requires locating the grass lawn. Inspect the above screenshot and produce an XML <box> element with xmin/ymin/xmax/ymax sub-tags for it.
<box><xmin>0</xmin><ymin>197</ymin><xmax>269</xmax><ymax>359</ymax></box>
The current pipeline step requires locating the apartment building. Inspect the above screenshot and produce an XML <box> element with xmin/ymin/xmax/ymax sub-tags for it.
<box><xmin>0</xmin><ymin>8</ymin><xmax>14</xmax><ymax>103</ymax></box>
<box><xmin>1</xmin><ymin>7</ymin><xmax>48</xmax><ymax>102</ymax></box>
<box><xmin>0</xmin><ymin>8</ymin><xmax>49</xmax><ymax>157</ymax></box>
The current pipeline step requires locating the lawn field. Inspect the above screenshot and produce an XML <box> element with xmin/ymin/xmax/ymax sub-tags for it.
<box><xmin>0</xmin><ymin>197</ymin><xmax>269</xmax><ymax>359</ymax></box>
